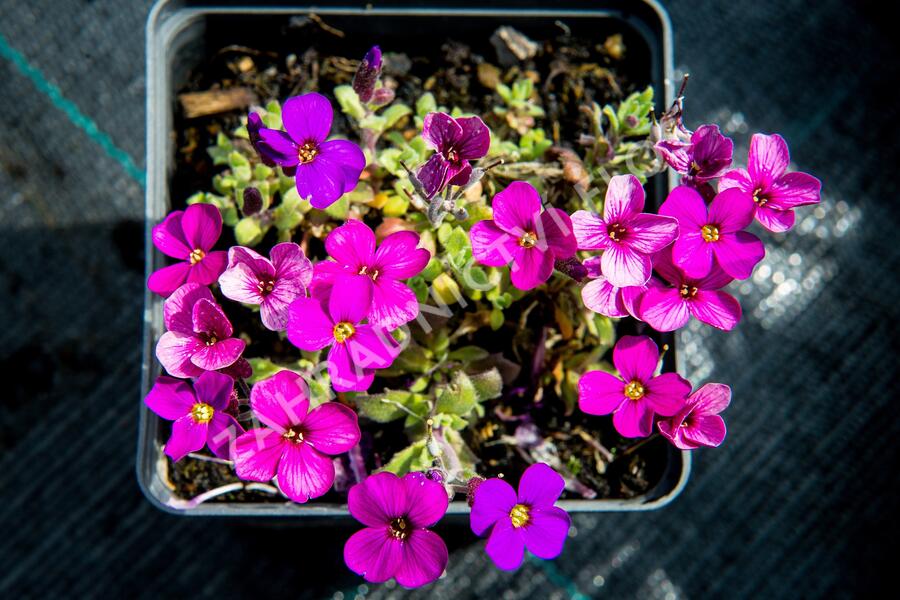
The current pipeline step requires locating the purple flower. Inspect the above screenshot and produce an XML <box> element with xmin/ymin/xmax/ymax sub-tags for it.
<box><xmin>218</xmin><ymin>243</ymin><xmax>314</xmax><ymax>331</ymax></box>
<box><xmin>155</xmin><ymin>283</ymin><xmax>247</xmax><ymax>378</ymax></box>
<box><xmin>344</xmin><ymin>471</ymin><xmax>449</xmax><ymax>587</ymax></box>
<box><xmin>310</xmin><ymin>219</ymin><xmax>430</xmax><ymax>329</ymax></box>
<box><xmin>144</xmin><ymin>371</ymin><xmax>243</xmax><ymax>462</ymax></box>
<box><xmin>655</xmin><ymin>124</ymin><xmax>733</xmax><ymax>183</ymax></box>
<box><xmin>578</xmin><ymin>335</ymin><xmax>690</xmax><ymax>438</ymax></box>
<box><xmin>470</xmin><ymin>181</ymin><xmax>577</xmax><ymax>291</ymax></box>
<box><xmin>233</xmin><ymin>370</ymin><xmax>360</xmax><ymax>502</ymax></box>
<box><xmin>718</xmin><ymin>133</ymin><xmax>822</xmax><ymax>233</ymax></box>
<box><xmin>147</xmin><ymin>204</ymin><xmax>227</xmax><ymax>297</ymax></box>
<box><xmin>248</xmin><ymin>92</ymin><xmax>366</xmax><ymax>209</ymax></box>
<box><xmin>660</xmin><ymin>185</ymin><xmax>765</xmax><ymax>280</ymax></box>
<box><xmin>639</xmin><ymin>247</ymin><xmax>742</xmax><ymax>332</ymax></box>
<box><xmin>287</xmin><ymin>275</ymin><xmax>400</xmax><ymax>392</ymax></box>
<box><xmin>417</xmin><ymin>112</ymin><xmax>491</xmax><ymax>198</ymax></box>
<box><xmin>571</xmin><ymin>174</ymin><xmax>679</xmax><ymax>288</ymax></box>
<box><xmin>470</xmin><ymin>463</ymin><xmax>571</xmax><ymax>571</ymax></box>
<box><xmin>658</xmin><ymin>383</ymin><xmax>730</xmax><ymax>449</ymax></box>
<box><xmin>352</xmin><ymin>46</ymin><xmax>382</xmax><ymax>103</ymax></box>
<box><xmin>580</xmin><ymin>256</ymin><xmax>658</xmax><ymax>319</ymax></box>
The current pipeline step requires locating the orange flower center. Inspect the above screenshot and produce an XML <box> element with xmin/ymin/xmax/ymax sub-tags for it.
<box><xmin>701</xmin><ymin>224</ymin><xmax>720</xmax><ymax>242</ymax></box>
<box><xmin>680</xmin><ymin>284</ymin><xmax>699</xmax><ymax>299</ymax></box>
<box><xmin>389</xmin><ymin>517</ymin><xmax>410</xmax><ymax>540</ymax></box>
<box><xmin>189</xmin><ymin>248</ymin><xmax>205</xmax><ymax>265</ymax></box>
<box><xmin>298</xmin><ymin>141</ymin><xmax>319</xmax><ymax>163</ymax></box>
<box><xmin>607</xmin><ymin>223</ymin><xmax>627</xmax><ymax>242</ymax></box>
<box><xmin>518</xmin><ymin>231</ymin><xmax>538</xmax><ymax>248</ymax></box>
<box><xmin>282</xmin><ymin>427</ymin><xmax>305</xmax><ymax>444</ymax></box>
<box><xmin>624</xmin><ymin>380</ymin><xmax>645</xmax><ymax>401</ymax></box>
<box><xmin>190</xmin><ymin>402</ymin><xmax>215</xmax><ymax>424</ymax></box>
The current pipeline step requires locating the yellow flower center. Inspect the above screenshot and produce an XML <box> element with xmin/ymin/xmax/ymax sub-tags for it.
<box><xmin>205</xmin><ymin>335</ymin><xmax>218</xmax><ymax>346</ymax></box>
<box><xmin>701</xmin><ymin>224</ymin><xmax>720</xmax><ymax>242</ymax></box>
<box><xmin>690</xmin><ymin>160</ymin><xmax>701</xmax><ymax>175</ymax></box>
<box><xmin>624</xmin><ymin>380</ymin><xmax>645</xmax><ymax>401</ymax></box>
<box><xmin>298</xmin><ymin>141</ymin><xmax>319</xmax><ymax>163</ymax></box>
<box><xmin>389</xmin><ymin>517</ymin><xmax>410</xmax><ymax>540</ymax></box>
<box><xmin>679</xmin><ymin>284</ymin><xmax>699</xmax><ymax>299</ymax></box>
<box><xmin>282</xmin><ymin>427</ymin><xmax>305</xmax><ymax>444</ymax></box>
<box><xmin>509</xmin><ymin>504</ymin><xmax>531</xmax><ymax>528</ymax></box>
<box><xmin>189</xmin><ymin>248</ymin><xmax>205</xmax><ymax>265</ymax></box>
<box><xmin>607</xmin><ymin>223</ymin><xmax>627</xmax><ymax>242</ymax></box>
<box><xmin>190</xmin><ymin>402</ymin><xmax>215</xmax><ymax>424</ymax></box>
<box><xmin>358</xmin><ymin>265</ymin><xmax>380</xmax><ymax>281</ymax></box>
<box><xmin>257</xmin><ymin>277</ymin><xmax>275</xmax><ymax>295</ymax></box>
<box><xmin>752</xmin><ymin>188</ymin><xmax>768</xmax><ymax>206</ymax></box>
<box><xmin>333</xmin><ymin>322</ymin><xmax>356</xmax><ymax>343</ymax></box>
<box><xmin>518</xmin><ymin>231</ymin><xmax>538</xmax><ymax>248</ymax></box>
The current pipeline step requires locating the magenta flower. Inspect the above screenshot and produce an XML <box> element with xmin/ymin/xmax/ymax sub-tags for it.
<box><xmin>248</xmin><ymin>92</ymin><xmax>366</xmax><ymax>209</ymax></box>
<box><xmin>310</xmin><ymin>219</ymin><xmax>430</xmax><ymax>329</ymax></box>
<box><xmin>469</xmin><ymin>463</ymin><xmax>571</xmax><ymax>571</ymax></box>
<box><xmin>718</xmin><ymin>133</ymin><xmax>822</xmax><ymax>233</ymax></box>
<box><xmin>147</xmin><ymin>204</ymin><xmax>227</xmax><ymax>297</ymax></box>
<box><xmin>417</xmin><ymin>112</ymin><xmax>491</xmax><ymax>198</ymax></box>
<box><xmin>287</xmin><ymin>275</ymin><xmax>400</xmax><ymax>392</ymax></box>
<box><xmin>155</xmin><ymin>283</ymin><xmax>247</xmax><ymax>378</ymax></box>
<box><xmin>660</xmin><ymin>185</ymin><xmax>765</xmax><ymax>280</ymax></box>
<box><xmin>233</xmin><ymin>370</ymin><xmax>360</xmax><ymax>503</ymax></box>
<box><xmin>578</xmin><ymin>335</ymin><xmax>689</xmax><ymax>438</ymax></box>
<box><xmin>655</xmin><ymin>124</ymin><xmax>733</xmax><ymax>183</ymax></box>
<box><xmin>470</xmin><ymin>181</ymin><xmax>577</xmax><ymax>291</ymax></box>
<box><xmin>218</xmin><ymin>243</ymin><xmax>314</xmax><ymax>331</ymax></box>
<box><xmin>658</xmin><ymin>383</ymin><xmax>730</xmax><ymax>449</ymax></box>
<box><xmin>344</xmin><ymin>471</ymin><xmax>449</xmax><ymax>587</ymax></box>
<box><xmin>144</xmin><ymin>371</ymin><xmax>243</xmax><ymax>462</ymax></box>
<box><xmin>639</xmin><ymin>247</ymin><xmax>742</xmax><ymax>332</ymax></box>
<box><xmin>580</xmin><ymin>256</ymin><xmax>658</xmax><ymax>319</ymax></box>
<box><xmin>571</xmin><ymin>174</ymin><xmax>679</xmax><ymax>288</ymax></box>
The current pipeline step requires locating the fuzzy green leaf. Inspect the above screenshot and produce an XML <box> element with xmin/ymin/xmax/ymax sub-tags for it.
<box><xmin>334</xmin><ymin>85</ymin><xmax>366</xmax><ymax>121</ymax></box>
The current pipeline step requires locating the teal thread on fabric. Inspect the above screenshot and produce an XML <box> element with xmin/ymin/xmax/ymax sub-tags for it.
<box><xmin>0</xmin><ymin>31</ymin><xmax>146</xmax><ymax>187</ymax></box>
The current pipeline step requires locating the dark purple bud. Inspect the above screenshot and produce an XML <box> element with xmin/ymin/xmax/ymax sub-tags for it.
<box><xmin>554</xmin><ymin>256</ymin><xmax>588</xmax><ymax>282</ymax></box>
<box><xmin>352</xmin><ymin>45</ymin><xmax>382</xmax><ymax>103</ymax></box>
<box><xmin>370</xmin><ymin>86</ymin><xmax>395</xmax><ymax>107</ymax></box>
<box><xmin>242</xmin><ymin>187</ymin><xmax>263</xmax><ymax>216</ymax></box>
<box><xmin>466</xmin><ymin>476</ymin><xmax>485</xmax><ymax>506</ymax></box>
<box><xmin>247</xmin><ymin>113</ymin><xmax>276</xmax><ymax>167</ymax></box>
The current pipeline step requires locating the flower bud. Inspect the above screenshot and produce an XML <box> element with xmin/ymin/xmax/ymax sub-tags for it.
<box><xmin>370</xmin><ymin>86</ymin><xmax>395</xmax><ymax>107</ymax></box>
<box><xmin>466</xmin><ymin>476</ymin><xmax>485</xmax><ymax>506</ymax></box>
<box><xmin>242</xmin><ymin>186</ymin><xmax>264</xmax><ymax>216</ymax></box>
<box><xmin>352</xmin><ymin>46</ymin><xmax>382</xmax><ymax>103</ymax></box>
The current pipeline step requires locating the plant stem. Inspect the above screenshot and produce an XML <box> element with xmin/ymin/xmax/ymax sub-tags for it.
<box><xmin>617</xmin><ymin>432</ymin><xmax>660</xmax><ymax>459</ymax></box>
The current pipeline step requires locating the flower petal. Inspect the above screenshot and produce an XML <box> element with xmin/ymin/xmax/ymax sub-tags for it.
<box><xmin>207</xmin><ymin>412</ymin><xmax>243</xmax><ymax>459</ymax></box>
<box><xmin>370</xmin><ymin>279</ymin><xmax>420</xmax><ymax>329</ymax></box>
<box><xmin>144</xmin><ymin>376</ymin><xmax>195</xmax><ymax>420</ymax></box>
<box><xmin>344</xmin><ymin>527</ymin><xmax>401</xmax><ymax>584</ymax></box>
<box><xmin>571</xmin><ymin>210</ymin><xmax>609</xmax><ymax>251</ymax></box>
<box><xmin>712</xmin><ymin>231</ymin><xmax>765</xmax><ymax>280</ymax></box>
<box><xmin>152</xmin><ymin>211</ymin><xmax>191</xmax><ymax>259</ymax></box>
<box><xmin>304</xmin><ymin>402</ymin><xmax>361</xmax><ymax>455</ymax></box>
<box><xmin>328</xmin><ymin>343</ymin><xmax>375</xmax><ymax>392</ymax></box>
<box><xmin>682</xmin><ymin>415</ymin><xmax>727</xmax><ymax>448</ymax></box>
<box><xmin>193</xmin><ymin>370</ymin><xmax>234</xmax><ymax>410</ymax></box>
<box><xmin>416</xmin><ymin>153</ymin><xmax>451</xmax><ymax>199</ymax></box>
<box><xmin>625</xmin><ymin>213</ymin><xmax>679</xmax><ymax>254</ymax></box>
<box><xmin>578</xmin><ymin>370</ymin><xmax>626</xmax><ymax>416</ymax></box>
<box><xmin>613</xmin><ymin>399</ymin><xmax>655</xmax><ymax>438</ymax></box>
<box><xmin>755</xmin><ymin>205</ymin><xmax>796</xmax><ymax>233</ymax></box>
<box><xmin>654</xmin><ymin>139</ymin><xmax>692</xmax><ymax>174</ymax></box>
<box><xmin>218</xmin><ymin>262</ymin><xmax>264</xmax><ymax>305</ymax></box>
<box><xmin>325</xmin><ymin>219</ymin><xmax>376</xmax><ymax>270</ymax></box>
<box><xmin>147</xmin><ymin>262</ymin><xmax>191</xmax><ymax>297</ymax></box>
<box><xmin>612</xmin><ymin>335</ymin><xmax>659</xmax><ymax>383</ymax></box>
<box><xmin>373</xmin><ymin>231</ymin><xmax>430</xmax><ymax>280</ymax></box>
<box><xmin>690</xmin><ymin>383</ymin><xmax>732</xmax><ymax>416</ymax></box>
<box><xmin>522</xmin><ymin>506</ymin><xmax>570</xmax><ymax>560</ymax></box>
<box><xmin>165</xmin><ymin>415</ymin><xmax>209</xmax><ymax>461</ymax></box>
<box><xmin>316</xmin><ymin>139</ymin><xmax>366</xmax><ymax>194</ymax></box>
<box><xmin>277</xmin><ymin>441</ymin><xmax>335</xmax><ymax>502</ymax></box>
<box><xmin>485</xmin><ymin>518</ymin><xmax>526</xmax><ymax>571</ymax></box>
<box><xmin>191</xmin><ymin>298</ymin><xmax>233</xmax><ymax>338</ymax></box>
<box><xmin>454</xmin><ymin>115</ymin><xmax>491</xmax><ymax>159</ymax></box>
<box><xmin>348</xmin><ymin>471</ymin><xmax>407</xmax><ymax>526</ymax></box>
<box><xmin>717</xmin><ymin>168</ymin><xmax>752</xmax><ymax>193</ymax></box>
<box><xmin>581</xmin><ymin>277</ymin><xmax>628</xmax><ymax>318</ymax></box>
<box><xmin>690</xmin><ymin>124</ymin><xmax>733</xmax><ymax>181</ymax></box>
<box><xmin>672</xmin><ymin>231</ymin><xmax>713</xmax><ymax>280</ymax></box>
<box><xmin>708</xmin><ymin>188</ymin><xmax>756</xmax><ymax>233</ymax></box>
<box><xmin>659</xmin><ymin>185</ymin><xmax>708</xmax><ymax>229</ymax></box>
<box><xmin>155</xmin><ymin>331</ymin><xmax>204</xmax><ymax>378</ymax></box>
<box><xmin>768</xmin><ymin>171</ymin><xmax>822</xmax><ymax>209</ymax></box>
<box><xmin>422</xmin><ymin>112</ymin><xmax>464</xmax><ymax>151</ymax></box>
<box><xmin>328</xmin><ymin>274</ymin><xmax>373</xmax><ymax>324</ymax></box>
<box><xmin>282</xmin><ymin>92</ymin><xmax>333</xmax><ymax>144</ymax></box>
<box><xmin>180</xmin><ymin>203</ymin><xmax>222</xmax><ymax>252</ymax></box>
<box><xmin>600</xmin><ymin>244</ymin><xmax>651</xmax><ymax>287</ymax></box>
<box><xmin>163</xmin><ymin>282</ymin><xmax>214</xmax><ymax>333</ymax></box>
<box><xmin>748</xmin><ymin>133</ymin><xmax>789</xmax><ymax>186</ymax></box>
<box><xmin>470</xmin><ymin>221</ymin><xmax>518</xmax><ymax>267</ymax></box>
<box><xmin>270</xmin><ymin>242</ymin><xmax>314</xmax><ymax>288</ymax></box>
<box><xmin>190</xmin><ymin>337</ymin><xmax>245</xmax><ymax>371</ymax></box>
<box><xmin>254</xmin><ymin>126</ymin><xmax>299</xmax><ymax>166</ymax></box>
<box><xmin>510</xmin><ymin>246</ymin><xmax>554</xmax><ymax>291</ymax></box>
<box><xmin>690</xmin><ymin>290</ymin><xmax>742</xmax><ymax>331</ymax></box>
<box><xmin>402</xmin><ymin>473</ymin><xmax>449</xmax><ymax>528</ymax></box>
<box><xmin>644</xmin><ymin>373</ymin><xmax>691</xmax><ymax>416</ymax></box>
<box><xmin>395</xmin><ymin>529</ymin><xmax>449</xmax><ymax>588</ymax></box>
<box><xmin>471</xmin><ymin>478</ymin><xmax>518</xmax><ymax>536</ymax></box>
<box><xmin>295</xmin><ymin>156</ymin><xmax>346</xmax><ymax>209</ymax></box>
<box><xmin>187</xmin><ymin>250</ymin><xmax>228</xmax><ymax>287</ymax></box>
<box><xmin>260</xmin><ymin>283</ymin><xmax>305</xmax><ymax>331</ymax></box>
<box><xmin>234</xmin><ymin>428</ymin><xmax>285</xmax><ymax>482</ymax></box>
<box><xmin>250</xmin><ymin>370</ymin><xmax>310</xmax><ymax>431</ymax></box>
<box><xmin>639</xmin><ymin>288</ymin><xmax>691</xmax><ymax>332</ymax></box>
<box><xmin>603</xmin><ymin>174</ymin><xmax>645</xmax><ymax>222</ymax></box>
<box><xmin>348</xmin><ymin>326</ymin><xmax>400</xmax><ymax>370</ymax></box>
<box><xmin>539</xmin><ymin>208</ymin><xmax>577</xmax><ymax>259</ymax></box>
<box><xmin>493</xmin><ymin>181</ymin><xmax>542</xmax><ymax>234</ymax></box>
<box><xmin>227</xmin><ymin>245</ymin><xmax>273</xmax><ymax>273</ymax></box>
<box><xmin>286</xmin><ymin>297</ymin><xmax>335</xmax><ymax>351</ymax></box>
<box><xmin>517</xmin><ymin>463</ymin><xmax>565</xmax><ymax>508</ymax></box>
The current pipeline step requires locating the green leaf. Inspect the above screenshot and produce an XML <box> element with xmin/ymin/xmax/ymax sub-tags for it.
<box><xmin>380</xmin><ymin>440</ymin><xmax>430</xmax><ymax>476</ymax></box>
<box><xmin>235</xmin><ymin>216</ymin><xmax>265</xmax><ymax>246</ymax></box>
<box><xmin>359</xmin><ymin>114</ymin><xmax>387</xmax><ymax>133</ymax></box>
<box><xmin>420</xmin><ymin>258</ymin><xmax>443</xmax><ymax>282</ymax></box>
<box><xmin>334</xmin><ymin>85</ymin><xmax>366</xmax><ymax>121</ymax></box>
<box><xmin>490</xmin><ymin>307</ymin><xmax>504</xmax><ymax>330</ymax></box>
<box><xmin>416</xmin><ymin>93</ymin><xmax>437</xmax><ymax>118</ymax></box>
<box><xmin>245</xmin><ymin>358</ymin><xmax>283</xmax><ymax>384</ymax></box>
<box><xmin>228</xmin><ymin>151</ymin><xmax>252</xmax><ymax>181</ymax></box>
<box><xmin>408</xmin><ymin>276</ymin><xmax>429</xmax><ymax>304</ymax></box>
<box><xmin>381</xmin><ymin>103</ymin><xmax>412</xmax><ymax>129</ymax></box>
<box><xmin>447</xmin><ymin>346</ymin><xmax>489</xmax><ymax>363</ymax></box>
<box><xmin>382</xmin><ymin>194</ymin><xmax>409</xmax><ymax>217</ymax></box>
<box><xmin>470</xmin><ymin>368</ymin><xmax>503</xmax><ymax>401</ymax></box>
<box><xmin>324</xmin><ymin>195</ymin><xmax>350</xmax><ymax>219</ymax></box>
<box><xmin>435</xmin><ymin>372</ymin><xmax>477</xmax><ymax>416</ymax></box>
<box><xmin>444</xmin><ymin>226</ymin><xmax>469</xmax><ymax>256</ymax></box>
<box><xmin>496</xmin><ymin>83</ymin><xmax>512</xmax><ymax>103</ymax></box>
<box><xmin>357</xmin><ymin>390</ymin><xmax>417</xmax><ymax>423</ymax></box>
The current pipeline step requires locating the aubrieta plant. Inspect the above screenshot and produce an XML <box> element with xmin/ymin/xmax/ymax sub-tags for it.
<box><xmin>146</xmin><ymin>36</ymin><xmax>822</xmax><ymax>588</ymax></box>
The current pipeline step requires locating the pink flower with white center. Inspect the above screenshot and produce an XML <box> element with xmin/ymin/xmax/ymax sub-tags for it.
<box><xmin>571</xmin><ymin>174</ymin><xmax>679</xmax><ymax>288</ymax></box>
<box><xmin>660</xmin><ymin>185</ymin><xmax>765</xmax><ymax>280</ymax></box>
<box><xmin>658</xmin><ymin>383</ymin><xmax>730</xmax><ymax>450</ymax></box>
<box><xmin>718</xmin><ymin>133</ymin><xmax>822</xmax><ymax>233</ymax></box>
<box><xmin>469</xmin><ymin>181</ymin><xmax>577</xmax><ymax>291</ymax></box>
<box><xmin>638</xmin><ymin>247</ymin><xmax>742</xmax><ymax>332</ymax></box>
<box><xmin>147</xmin><ymin>204</ymin><xmax>227</xmax><ymax>297</ymax></box>
<box><xmin>655</xmin><ymin>123</ymin><xmax>734</xmax><ymax>184</ymax></box>
<box><xmin>287</xmin><ymin>275</ymin><xmax>400</xmax><ymax>392</ymax></box>
<box><xmin>218</xmin><ymin>243</ymin><xmax>313</xmax><ymax>331</ymax></box>
<box><xmin>233</xmin><ymin>370</ymin><xmax>360</xmax><ymax>503</ymax></box>
<box><xmin>578</xmin><ymin>335</ymin><xmax>690</xmax><ymax>438</ymax></box>
<box><xmin>310</xmin><ymin>219</ymin><xmax>430</xmax><ymax>330</ymax></box>
<box><xmin>144</xmin><ymin>371</ymin><xmax>243</xmax><ymax>462</ymax></box>
<box><xmin>155</xmin><ymin>283</ymin><xmax>247</xmax><ymax>378</ymax></box>
<box><xmin>580</xmin><ymin>256</ymin><xmax>659</xmax><ymax>320</ymax></box>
